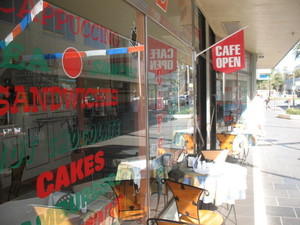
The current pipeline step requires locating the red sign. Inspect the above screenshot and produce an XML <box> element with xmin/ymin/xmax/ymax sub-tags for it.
<box><xmin>157</xmin><ymin>114</ymin><xmax>163</xmax><ymax>133</ymax></box>
<box><xmin>148</xmin><ymin>36</ymin><xmax>177</xmax><ymax>76</ymax></box>
<box><xmin>212</xmin><ymin>30</ymin><xmax>245</xmax><ymax>73</ymax></box>
<box><xmin>157</xmin><ymin>138</ymin><xmax>163</xmax><ymax>148</ymax></box>
<box><xmin>62</xmin><ymin>47</ymin><xmax>83</xmax><ymax>78</ymax></box>
<box><xmin>157</xmin><ymin>90</ymin><xmax>163</xmax><ymax>110</ymax></box>
<box><xmin>156</xmin><ymin>0</ymin><xmax>168</xmax><ymax>12</ymax></box>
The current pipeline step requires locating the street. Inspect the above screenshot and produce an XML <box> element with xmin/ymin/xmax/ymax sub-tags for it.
<box><xmin>234</xmin><ymin>99</ymin><xmax>300</xmax><ymax>225</ymax></box>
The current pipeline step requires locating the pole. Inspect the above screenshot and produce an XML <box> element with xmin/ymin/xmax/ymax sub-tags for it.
<box><xmin>222</xmin><ymin>73</ymin><xmax>226</xmax><ymax>125</ymax></box>
<box><xmin>195</xmin><ymin>26</ymin><xmax>248</xmax><ymax>58</ymax></box>
<box><xmin>293</xmin><ymin>71</ymin><xmax>295</xmax><ymax>106</ymax></box>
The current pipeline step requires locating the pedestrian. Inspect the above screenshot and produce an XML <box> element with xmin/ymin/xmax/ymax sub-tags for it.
<box><xmin>265</xmin><ymin>96</ymin><xmax>271</xmax><ymax>109</ymax></box>
<box><xmin>242</xmin><ymin>93</ymin><xmax>266</xmax><ymax>144</ymax></box>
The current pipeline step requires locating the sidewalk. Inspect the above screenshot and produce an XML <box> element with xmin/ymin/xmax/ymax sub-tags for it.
<box><xmin>233</xmin><ymin>106</ymin><xmax>300</xmax><ymax>225</ymax></box>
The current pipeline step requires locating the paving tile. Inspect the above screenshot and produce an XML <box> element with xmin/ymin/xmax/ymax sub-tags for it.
<box><xmin>274</xmin><ymin>183</ymin><xmax>299</xmax><ymax>190</ymax></box>
<box><xmin>288</xmin><ymin>190</ymin><xmax>300</xmax><ymax>199</ymax></box>
<box><xmin>235</xmin><ymin>216</ymin><xmax>254</xmax><ymax>225</ymax></box>
<box><xmin>265</xmin><ymin>206</ymin><xmax>296</xmax><ymax>217</ymax></box>
<box><xmin>266</xmin><ymin>216</ymin><xmax>282</xmax><ymax>225</ymax></box>
<box><xmin>282</xmin><ymin>178</ymin><xmax>300</xmax><ymax>184</ymax></box>
<box><xmin>234</xmin><ymin>204</ymin><xmax>254</xmax><ymax>217</ymax></box>
<box><xmin>264</xmin><ymin>189</ymin><xmax>289</xmax><ymax>198</ymax></box>
<box><xmin>235</xmin><ymin>196</ymin><xmax>254</xmax><ymax>205</ymax></box>
<box><xmin>263</xmin><ymin>183</ymin><xmax>275</xmax><ymax>189</ymax></box>
<box><xmin>277</xmin><ymin>198</ymin><xmax>300</xmax><ymax>207</ymax></box>
<box><xmin>264</xmin><ymin>197</ymin><xmax>278</xmax><ymax>206</ymax></box>
<box><xmin>294</xmin><ymin>208</ymin><xmax>300</xmax><ymax>218</ymax></box>
<box><xmin>281</xmin><ymin>217</ymin><xmax>300</xmax><ymax>225</ymax></box>
<box><xmin>262</xmin><ymin>176</ymin><xmax>284</xmax><ymax>184</ymax></box>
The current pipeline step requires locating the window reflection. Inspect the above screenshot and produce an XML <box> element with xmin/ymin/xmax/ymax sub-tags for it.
<box><xmin>0</xmin><ymin>1</ymin><xmax>147</xmax><ymax>224</ymax></box>
<box><xmin>147</xmin><ymin>19</ymin><xmax>194</xmax><ymax>217</ymax></box>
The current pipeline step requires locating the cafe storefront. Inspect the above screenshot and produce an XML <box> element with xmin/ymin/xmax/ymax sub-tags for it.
<box><xmin>0</xmin><ymin>0</ymin><xmax>256</xmax><ymax>224</ymax></box>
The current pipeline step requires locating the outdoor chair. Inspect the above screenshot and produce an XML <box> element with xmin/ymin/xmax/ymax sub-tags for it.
<box><xmin>8</xmin><ymin>155</ymin><xmax>30</xmax><ymax>200</ymax></box>
<box><xmin>216</xmin><ymin>133</ymin><xmax>242</xmax><ymax>163</ymax></box>
<box><xmin>162</xmin><ymin>179</ymin><xmax>224</xmax><ymax>225</ymax></box>
<box><xmin>200</xmin><ymin>150</ymin><xmax>229</xmax><ymax>163</ymax></box>
<box><xmin>107</xmin><ymin>180</ymin><xmax>146</xmax><ymax>221</ymax></box>
<box><xmin>182</xmin><ymin>134</ymin><xmax>195</xmax><ymax>154</ymax></box>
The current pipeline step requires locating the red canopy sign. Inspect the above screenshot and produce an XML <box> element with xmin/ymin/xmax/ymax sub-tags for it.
<box><xmin>148</xmin><ymin>36</ymin><xmax>177</xmax><ymax>76</ymax></box>
<box><xmin>156</xmin><ymin>0</ymin><xmax>168</xmax><ymax>12</ymax></box>
<box><xmin>212</xmin><ymin>30</ymin><xmax>245</xmax><ymax>73</ymax></box>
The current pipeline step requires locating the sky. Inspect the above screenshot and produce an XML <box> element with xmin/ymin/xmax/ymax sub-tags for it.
<box><xmin>275</xmin><ymin>48</ymin><xmax>300</xmax><ymax>72</ymax></box>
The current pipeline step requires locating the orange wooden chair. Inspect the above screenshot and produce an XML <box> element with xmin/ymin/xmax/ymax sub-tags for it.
<box><xmin>200</xmin><ymin>150</ymin><xmax>229</xmax><ymax>163</ymax></box>
<box><xmin>108</xmin><ymin>180</ymin><xmax>146</xmax><ymax>221</ymax></box>
<box><xmin>182</xmin><ymin>134</ymin><xmax>195</xmax><ymax>154</ymax></box>
<box><xmin>216</xmin><ymin>133</ymin><xmax>241</xmax><ymax>162</ymax></box>
<box><xmin>162</xmin><ymin>179</ymin><xmax>224</xmax><ymax>225</ymax></box>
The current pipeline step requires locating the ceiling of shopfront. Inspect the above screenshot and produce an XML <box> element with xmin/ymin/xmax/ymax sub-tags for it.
<box><xmin>48</xmin><ymin>0</ymin><xmax>300</xmax><ymax>70</ymax></box>
<box><xmin>195</xmin><ymin>0</ymin><xmax>300</xmax><ymax>69</ymax></box>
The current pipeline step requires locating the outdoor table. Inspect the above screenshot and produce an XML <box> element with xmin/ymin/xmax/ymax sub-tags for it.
<box><xmin>180</xmin><ymin>162</ymin><xmax>247</xmax><ymax>205</ymax></box>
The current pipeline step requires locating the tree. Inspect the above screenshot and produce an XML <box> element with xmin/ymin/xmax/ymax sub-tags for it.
<box><xmin>294</xmin><ymin>41</ymin><xmax>300</xmax><ymax>59</ymax></box>
<box><xmin>271</xmin><ymin>71</ymin><xmax>284</xmax><ymax>92</ymax></box>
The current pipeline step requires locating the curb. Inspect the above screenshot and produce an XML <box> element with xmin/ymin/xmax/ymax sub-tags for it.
<box><xmin>172</xmin><ymin>114</ymin><xmax>193</xmax><ymax>119</ymax></box>
<box><xmin>277</xmin><ymin>113</ymin><xmax>300</xmax><ymax>120</ymax></box>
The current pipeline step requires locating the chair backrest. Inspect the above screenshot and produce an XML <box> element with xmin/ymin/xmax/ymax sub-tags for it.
<box><xmin>163</xmin><ymin>179</ymin><xmax>206</xmax><ymax>222</ymax></box>
<box><xmin>216</xmin><ymin>133</ymin><xmax>237</xmax><ymax>150</ymax></box>
<box><xmin>182</xmin><ymin>134</ymin><xmax>194</xmax><ymax>154</ymax></box>
<box><xmin>108</xmin><ymin>180</ymin><xmax>143</xmax><ymax>213</ymax></box>
<box><xmin>200</xmin><ymin>150</ymin><xmax>229</xmax><ymax>163</ymax></box>
<box><xmin>9</xmin><ymin>155</ymin><xmax>30</xmax><ymax>199</ymax></box>
<box><xmin>10</xmin><ymin>155</ymin><xmax>29</xmax><ymax>182</ymax></box>
<box><xmin>147</xmin><ymin>218</ymin><xmax>193</xmax><ymax>225</ymax></box>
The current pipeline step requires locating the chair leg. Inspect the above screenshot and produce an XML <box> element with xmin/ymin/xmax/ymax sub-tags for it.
<box><xmin>155</xmin><ymin>193</ymin><xmax>161</xmax><ymax>217</ymax></box>
<box><xmin>223</xmin><ymin>204</ymin><xmax>237</xmax><ymax>225</ymax></box>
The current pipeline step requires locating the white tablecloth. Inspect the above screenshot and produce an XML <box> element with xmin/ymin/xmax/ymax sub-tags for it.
<box><xmin>182</xmin><ymin>162</ymin><xmax>247</xmax><ymax>205</ymax></box>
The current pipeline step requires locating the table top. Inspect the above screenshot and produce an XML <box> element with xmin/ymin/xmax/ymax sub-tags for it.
<box><xmin>181</xmin><ymin>162</ymin><xmax>247</xmax><ymax>205</ymax></box>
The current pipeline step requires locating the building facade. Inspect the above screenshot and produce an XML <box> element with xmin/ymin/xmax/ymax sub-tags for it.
<box><xmin>0</xmin><ymin>0</ymin><xmax>257</xmax><ymax>224</ymax></box>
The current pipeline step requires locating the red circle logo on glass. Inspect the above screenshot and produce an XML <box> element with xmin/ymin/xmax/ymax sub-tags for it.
<box><xmin>62</xmin><ymin>47</ymin><xmax>83</xmax><ymax>78</ymax></box>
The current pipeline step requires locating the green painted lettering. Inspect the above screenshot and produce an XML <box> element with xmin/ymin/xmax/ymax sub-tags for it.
<box><xmin>0</xmin><ymin>43</ymin><xmax>25</xmax><ymax>69</ymax></box>
<box><xmin>25</xmin><ymin>47</ymin><xmax>50</xmax><ymax>71</ymax></box>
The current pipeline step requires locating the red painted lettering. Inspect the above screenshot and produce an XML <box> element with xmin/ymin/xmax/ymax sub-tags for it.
<box><xmin>42</xmin><ymin>4</ymin><xmax>55</xmax><ymax>25</ymax></box>
<box><xmin>10</xmin><ymin>85</ymin><xmax>30</xmax><ymax>114</ymax></box>
<box><xmin>111</xmin><ymin>89</ymin><xmax>118</xmax><ymax>106</ymax></box>
<box><xmin>36</xmin><ymin>152</ymin><xmax>105</xmax><ymax>198</ymax></box>
<box><xmin>83</xmin><ymin>88</ymin><xmax>98</xmax><ymax>108</ymax></box>
<box><xmin>81</xmin><ymin>20</ymin><xmax>91</xmax><ymax>38</ymax></box>
<box><xmin>68</xmin><ymin>14</ymin><xmax>81</xmax><ymax>35</ymax></box>
<box><xmin>84</xmin><ymin>154</ymin><xmax>94</xmax><ymax>177</ymax></box>
<box><xmin>94</xmin><ymin>151</ymin><xmax>105</xmax><ymax>171</ymax></box>
<box><xmin>17</xmin><ymin>0</ymin><xmax>35</xmax><ymax>19</ymax></box>
<box><xmin>55</xmin><ymin>8</ymin><xmax>68</xmax><ymax>29</ymax></box>
<box><xmin>29</xmin><ymin>87</ymin><xmax>47</xmax><ymax>112</ymax></box>
<box><xmin>0</xmin><ymin>86</ymin><xmax>9</xmax><ymax>116</ymax></box>
<box><xmin>36</xmin><ymin>171</ymin><xmax>54</xmax><ymax>198</ymax></box>
<box><xmin>55</xmin><ymin>165</ymin><xmax>71</xmax><ymax>191</ymax></box>
<box><xmin>49</xmin><ymin>87</ymin><xmax>62</xmax><ymax>111</ymax></box>
<box><xmin>91</xmin><ymin>24</ymin><xmax>99</xmax><ymax>41</ymax></box>
<box><xmin>70</xmin><ymin>158</ymin><xmax>85</xmax><ymax>183</ymax></box>
<box><xmin>0</xmin><ymin>6</ymin><xmax>15</xmax><ymax>13</ymax></box>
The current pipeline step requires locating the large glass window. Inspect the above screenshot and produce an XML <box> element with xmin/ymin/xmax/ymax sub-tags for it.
<box><xmin>147</xmin><ymin>19</ymin><xmax>194</xmax><ymax>217</ymax></box>
<box><xmin>0</xmin><ymin>1</ymin><xmax>147</xmax><ymax>224</ymax></box>
<box><xmin>216</xmin><ymin>72</ymin><xmax>249</xmax><ymax>132</ymax></box>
